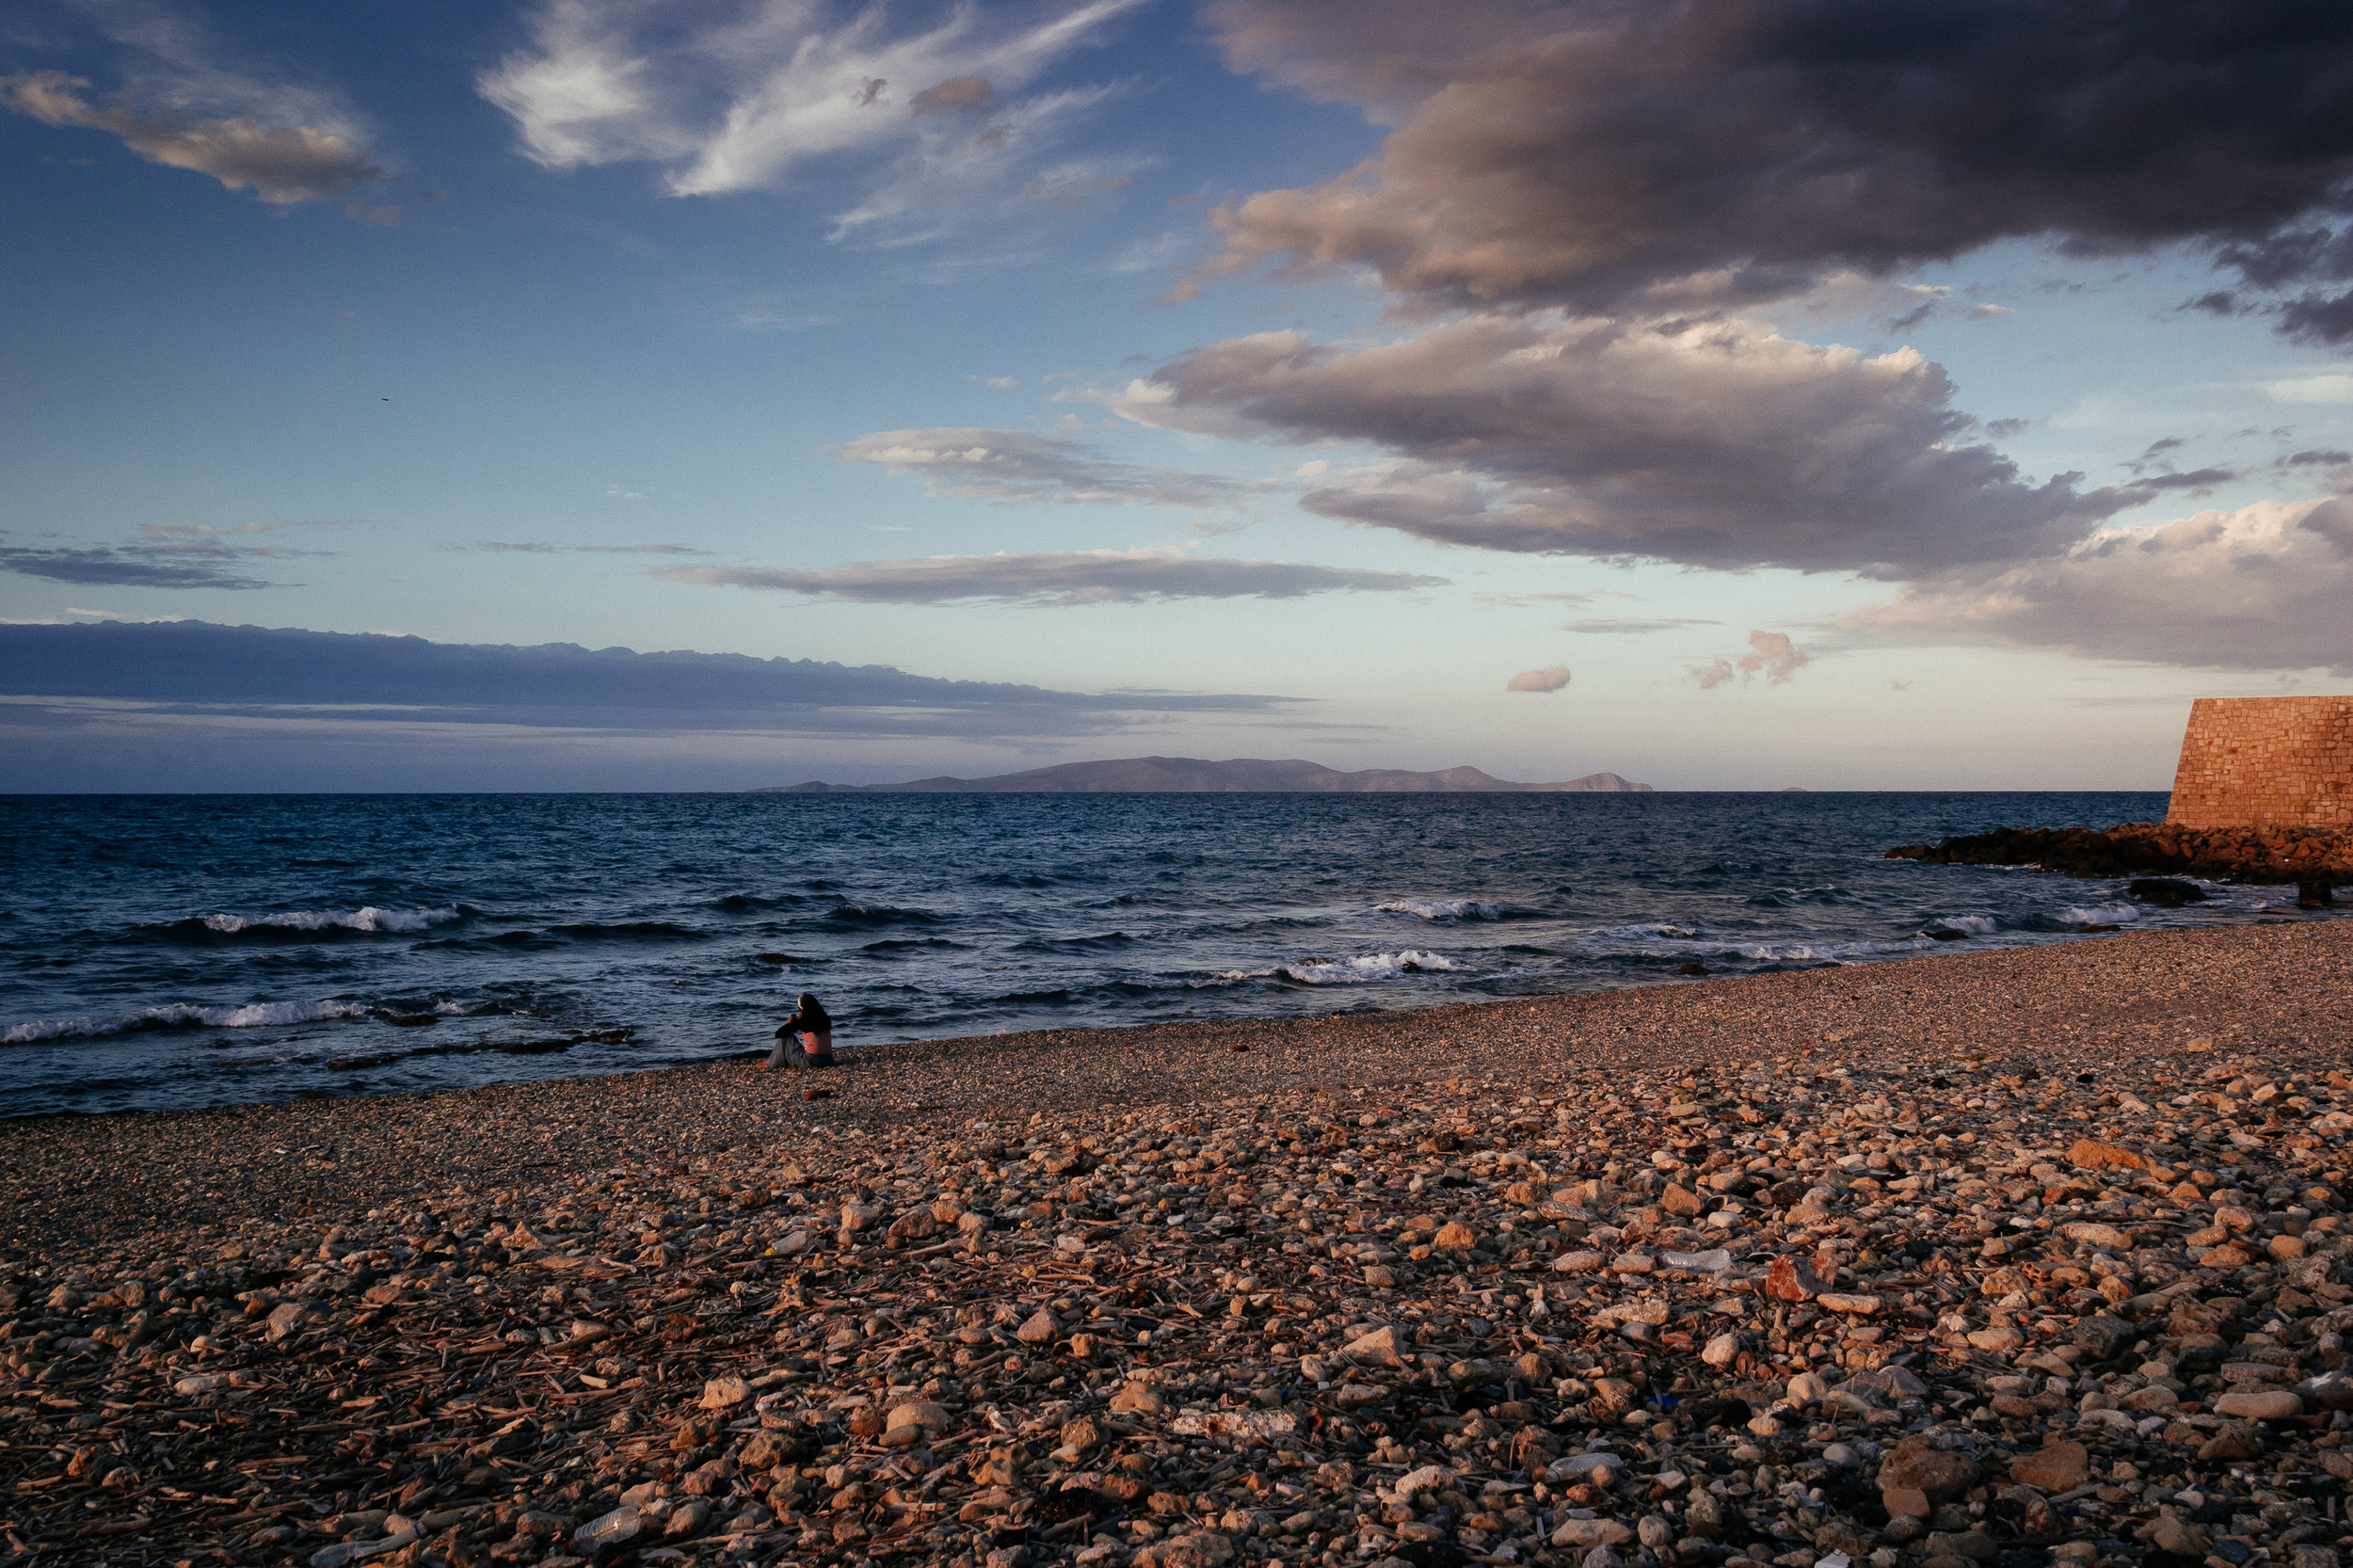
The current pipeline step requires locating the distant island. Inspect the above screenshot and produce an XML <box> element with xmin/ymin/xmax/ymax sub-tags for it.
<box><xmin>755</xmin><ymin>756</ymin><xmax>1654</xmax><ymax>794</ymax></box>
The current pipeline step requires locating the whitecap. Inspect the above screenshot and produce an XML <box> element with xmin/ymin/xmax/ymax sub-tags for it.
<box><xmin>198</xmin><ymin>905</ymin><xmax>462</xmax><ymax>935</ymax></box>
<box><xmin>1217</xmin><ymin>950</ymin><xmax>1466</xmax><ymax>985</ymax></box>
<box><xmin>1376</xmin><ymin>899</ymin><xmax>1504</xmax><ymax>921</ymax></box>
<box><xmin>3</xmin><ymin>999</ymin><xmax>372</xmax><ymax>1045</ymax></box>
<box><xmin>2057</xmin><ymin>902</ymin><xmax>2140</xmax><ymax>925</ymax></box>
<box><xmin>1938</xmin><ymin>914</ymin><xmax>1998</xmax><ymax>935</ymax></box>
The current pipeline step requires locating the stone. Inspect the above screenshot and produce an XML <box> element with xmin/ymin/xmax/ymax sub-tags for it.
<box><xmin>2007</xmin><ymin>1441</ymin><xmax>2089</xmax><ymax>1492</ymax></box>
<box><xmin>1110</xmin><ymin>1382</ymin><xmax>1166</xmax><ymax>1415</ymax></box>
<box><xmin>2145</xmin><ymin>1516</ymin><xmax>2210</xmax><ymax>1557</ymax></box>
<box><xmin>1878</xmin><ymin>1437</ymin><xmax>1979</xmax><ymax>1504</ymax></box>
<box><xmin>2067</xmin><ymin>1138</ymin><xmax>2152</xmax><ymax>1173</ymax></box>
<box><xmin>1342</xmin><ymin>1325</ymin><xmax>1405</xmax><ymax>1366</ymax></box>
<box><xmin>700</xmin><ymin>1376</ymin><xmax>748</xmax><ymax>1411</ymax></box>
<box><xmin>1016</xmin><ymin>1309</ymin><xmax>1061</xmax><ymax>1344</ymax></box>
<box><xmin>2198</xmin><ymin>1423</ymin><xmax>2266</xmax><ymax>1462</ymax></box>
<box><xmin>1923</xmin><ymin>1530</ymin><xmax>1999</xmax><ymax>1562</ymax></box>
<box><xmin>1434</xmin><ymin>1220</ymin><xmax>1478</xmax><ymax>1251</ymax></box>
<box><xmin>1661</xmin><ymin>1184</ymin><xmax>1705</xmax><ymax>1217</ymax></box>
<box><xmin>1702</xmin><ymin>1332</ymin><xmax>1740</xmax><ymax>1368</ymax></box>
<box><xmin>2214</xmin><ymin>1390</ymin><xmax>2303</xmax><ymax>1420</ymax></box>
<box><xmin>1551</xmin><ymin>1518</ymin><xmax>1636</xmax><ymax>1548</ymax></box>
<box><xmin>1765</xmin><ymin>1256</ymin><xmax>1826</xmax><ymax>1301</ymax></box>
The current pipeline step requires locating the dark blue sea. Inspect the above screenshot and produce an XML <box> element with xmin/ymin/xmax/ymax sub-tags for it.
<box><xmin>1</xmin><ymin>792</ymin><xmax>2332</xmax><ymax>1117</ymax></box>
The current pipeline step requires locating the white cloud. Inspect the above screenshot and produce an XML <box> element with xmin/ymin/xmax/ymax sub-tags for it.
<box><xmin>655</xmin><ymin>543</ymin><xmax>1445</xmax><ymax>605</ymax></box>
<box><xmin>1504</xmin><ymin>664</ymin><xmax>1568</xmax><ymax>693</ymax></box>
<box><xmin>479</xmin><ymin>0</ymin><xmax>1144</xmax><ymax>242</ymax></box>
<box><xmin>2267</xmin><ymin>374</ymin><xmax>2353</xmax><ymax>404</ymax></box>
<box><xmin>1844</xmin><ymin>495</ymin><xmax>2353</xmax><ymax>675</ymax></box>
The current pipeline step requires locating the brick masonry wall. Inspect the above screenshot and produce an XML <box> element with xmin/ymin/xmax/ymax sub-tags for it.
<box><xmin>2168</xmin><ymin>696</ymin><xmax>2353</xmax><ymax>829</ymax></box>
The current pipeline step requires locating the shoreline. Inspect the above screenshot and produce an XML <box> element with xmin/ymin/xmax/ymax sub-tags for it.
<box><xmin>5</xmin><ymin>920</ymin><xmax>2351</xmax><ymax>1568</ymax></box>
<box><xmin>6</xmin><ymin>920</ymin><xmax>2345</xmax><ymax>1254</ymax></box>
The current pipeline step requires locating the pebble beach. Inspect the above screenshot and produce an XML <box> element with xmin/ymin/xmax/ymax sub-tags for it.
<box><xmin>5</xmin><ymin>919</ymin><xmax>2352</xmax><ymax>1568</ymax></box>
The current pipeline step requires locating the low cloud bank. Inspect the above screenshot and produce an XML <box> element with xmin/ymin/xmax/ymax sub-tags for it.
<box><xmin>659</xmin><ymin>545</ymin><xmax>1443</xmax><ymax>606</ymax></box>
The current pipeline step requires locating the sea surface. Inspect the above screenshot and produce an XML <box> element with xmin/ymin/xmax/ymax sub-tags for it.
<box><xmin>2</xmin><ymin>791</ymin><xmax>2334</xmax><ymax>1117</ymax></box>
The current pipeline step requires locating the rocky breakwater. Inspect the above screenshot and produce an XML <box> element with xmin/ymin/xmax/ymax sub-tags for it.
<box><xmin>1888</xmin><ymin>824</ymin><xmax>2350</xmax><ymax>904</ymax></box>
<box><xmin>8</xmin><ymin>1048</ymin><xmax>2353</xmax><ymax>1568</ymax></box>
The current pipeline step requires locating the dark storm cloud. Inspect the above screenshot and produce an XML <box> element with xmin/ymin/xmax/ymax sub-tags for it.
<box><xmin>1105</xmin><ymin>315</ymin><xmax>2147</xmax><ymax>576</ymax></box>
<box><xmin>1205</xmin><ymin>0</ymin><xmax>2353</xmax><ymax>339</ymax></box>
<box><xmin>0</xmin><ymin>620</ymin><xmax>1296</xmax><ymax>739</ymax></box>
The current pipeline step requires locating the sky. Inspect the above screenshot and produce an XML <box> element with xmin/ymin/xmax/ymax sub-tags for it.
<box><xmin>2</xmin><ymin>0</ymin><xmax>2350</xmax><ymax>792</ymax></box>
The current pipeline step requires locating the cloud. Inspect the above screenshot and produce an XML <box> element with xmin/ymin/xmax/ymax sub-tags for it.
<box><xmin>1504</xmin><ymin>664</ymin><xmax>1569</xmax><ymax>693</ymax></box>
<box><xmin>473</xmin><ymin>540</ymin><xmax>711</xmax><ymax>555</ymax></box>
<box><xmin>479</xmin><ymin>0</ymin><xmax>1144</xmax><ymax>242</ymax></box>
<box><xmin>1101</xmin><ymin>314</ymin><xmax>2140</xmax><ymax>577</ymax></box>
<box><xmin>2268</xmin><ymin>374</ymin><xmax>2353</xmax><ymax>404</ymax></box>
<box><xmin>1690</xmin><ymin>631</ymin><xmax>1812</xmax><ymax>690</ymax></box>
<box><xmin>1200</xmin><ymin>0</ymin><xmax>2353</xmax><ymax>341</ymax></box>
<box><xmin>1844</xmin><ymin>495</ymin><xmax>2353</xmax><ymax>676</ymax></box>
<box><xmin>0</xmin><ymin>618</ymin><xmax>1295</xmax><ymax>737</ymax></box>
<box><xmin>836</xmin><ymin>427</ymin><xmax>1261</xmax><ymax>511</ymax></box>
<box><xmin>0</xmin><ymin>519</ymin><xmax>344</xmax><ymax>589</ymax></box>
<box><xmin>2</xmin><ymin>0</ymin><xmax>392</xmax><ymax>216</ymax></box>
<box><xmin>657</xmin><ymin>544</ymin><xmax>1445</xmax><ymax>605</ymax></box>
<box><xmin>1562</xmin><ymin>617</ymin><xmax>1721</xmax><ymax>634</ymax></box>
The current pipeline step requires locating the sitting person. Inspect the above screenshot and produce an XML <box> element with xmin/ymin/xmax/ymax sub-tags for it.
<box><xmin>767</xmin><ymin>992</ymin><xmax>835</xmax><ymax>1068</ymax></box>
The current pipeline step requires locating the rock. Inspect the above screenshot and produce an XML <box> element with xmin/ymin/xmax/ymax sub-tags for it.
<box><xmin>264</xmin><ymin>1302</ymin><xmax>312</xmax><ymax>1342</ymax></box>
<box><xmin>664</xmin><ymin>1498</ymin><xmax>712</xmax><ymax>1539</ymax></box>
<box><xmin>2199</xmin><ymin>1423</ymin><xmax>2267</xmax><ymax>1462</ymax></box>
<box><xmin>1702</xmin><ymin>1332</ymin><xmax>1740</xmax><ymax>1368</ymax></box>
<box><xmin>1661</xmin><ymin>1184</ymin><xmax>1705</xmax><ymax>1217</ymax></box>
<box><xmin>888</xmin><ymin>1400</ymin><xmax>951</xmax><ymax>1432</ymax></box>
<box><xmin>1552</xmin><ymin>1250</ymin><xmax>1606</xmax><ymax>1273</ymax></box>
<box><xmin>1924</xmin><ymin>1529</ymin><xmax>1999</xmax><ymax>1562</ymax></box>
<box><xmin>2145</xmin><ymin>1516</ymin><xmax>2211</xmax><ymax>1557</ymax></box>
<box><xmin>2007</xmin><ymin>1441</ymin><xmax>2089</xmax><ymax>1492</ymax></box>
<box><xmin>1110</xmin><ymin>1382</ymin><xmax>1167</xmax><ymax>1415</ymax></box>
<box><xmin>1551</xmin><ymin>1518</ymin><xmax>1636</xmax><ymax>1548</ymax></box>
<box><xmin>1785</xmin><ymin>1371</ymin><xmax>1831</xmax><ymax>1405</ymax></box>
<box><xmin>1766</xmin><ymin>1255</ymin><xmax>1826</xmax><ymax>1301</ymax></box>
<box><xmin>1433</xmin><ymin>1220</ymin><xmax>1478</xmax><ymax>1251</ymax></box>
<box><xmin>1016</xmin><ymin>1308</ymin><xmax>1061</xmax><ymax>1344</ymax></box>
<box><xmin>1879</xmin><ymin>1436</ymin><xmax>1979</xmax><ymax>1504</ymax></box>
<box><xmin>700</xmin><ymin>1376</ymin><xmax>748</xmax><ymax>1410</ymax></box>
<box><xmin>1342</xmin><ymin>1325</ymin><xmax>1405</xmax><ymax>1366</ymax></box>
<box><xmin>2215</xmin><ymin>1390</ymin><xmax>2304</xmax><ymax>1420</ymax></box>
<box><xmin>1817</xmin><ymin>1291</ymin><xmax>1881</xmax><ymax>1315</ymax></box>
<box><xmin>2067</xmin><ymin>1137</ymin><xmax>2151</xmax><ymax>1172</ymax></box>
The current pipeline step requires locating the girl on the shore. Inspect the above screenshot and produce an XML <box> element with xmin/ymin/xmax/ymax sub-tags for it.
<box><xmin>767</xmin><ymin>992</ymin><xmax>835</xmax><ymax>1069</ymax></box>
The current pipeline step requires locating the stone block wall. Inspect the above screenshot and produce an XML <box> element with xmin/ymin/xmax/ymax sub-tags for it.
<box><xmin>2168</xmin><ymin>696</ymin><xmax>2353</xmax><ymax>829</ymax></box>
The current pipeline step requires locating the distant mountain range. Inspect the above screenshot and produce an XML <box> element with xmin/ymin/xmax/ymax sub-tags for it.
<box><xmin>755</xmin><ymin>756</ymin><xmax>1653</xmax><ymax>794</ymax></box>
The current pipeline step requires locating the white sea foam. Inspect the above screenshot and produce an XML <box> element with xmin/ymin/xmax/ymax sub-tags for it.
<box><xmin>1219</xmin><ymin>950</ymin><xmax>1465</xmax><ymax>985</ymax></box>
<box><xmin>1376</xmin><ymin>899</ymin><xmax>1504</xmax><ymax>921</ymax></box>
<box><xmin>1940</xmin><ymin>914</ymin><xmax>1998</xmax><ymax>934</ymax></box>
<box><xmin>1577</xmin><ymin>922</ymin><xmax>1699</xmax><ymax>946</ymax></box>
<box><xmin>2</xmin><ymin>999</ymin><xmax>372</xmax><ymax>1044</ymax></box>
<box><xmin>198</xmin><ymin>906</ymin><xmax>462</xmax><ymax>935</ymax></box>
<box><xmin>2057</xmin><ymin>902</ymin><xmax>2140</xmax><ymax>925</ymax></box>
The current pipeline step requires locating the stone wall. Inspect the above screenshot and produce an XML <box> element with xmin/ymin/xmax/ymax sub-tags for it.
<box><xmin>2168</xmin><ymin>696</ymin><xmax>2353</xmax><ymax>829</ymax></box>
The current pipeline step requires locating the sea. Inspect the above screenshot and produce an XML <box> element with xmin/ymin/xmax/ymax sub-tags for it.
<box><xmin>2</xmin><ymin>791</ymin><xmax>2334</xmax><ymax>1118</ymax></box>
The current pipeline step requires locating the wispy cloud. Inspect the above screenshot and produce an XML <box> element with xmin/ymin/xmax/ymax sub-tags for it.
<box><xmin>658</xmin><ymin>543</ymin><xmax>1445</xmax><ymax>606</ymax></box>
<box><xmin>479</xmin><ymin>0</ymin><xmax>1144</xmax><ymax>244</ymax></box>
<box><xmin>472</xmin><ymin>540</ymin><xmax>711</xmax><ymax>556</ymax></box>
<box><xmin>0</xmin><ymin>618</ymin><xmax>1297</xmax><ymax>742</ymax></box>
<box><xmin>836</xmin><ymin>427</ymin><xmax>1263</xmax><ymax>512</ymax></box>
<box><xmin>1563</xmin><ymin>616</ymin><xmax>1721</xmax><ymax>634</ymax></box>
<box><xmin>1</xmin><ymin>3</ymin><xmax>393</xmax><ymax>217</ymax></box>
<box><xmin>0</xmin><ymin>519</ymin><xmax>345</xmax><ymax>589</ymax></box>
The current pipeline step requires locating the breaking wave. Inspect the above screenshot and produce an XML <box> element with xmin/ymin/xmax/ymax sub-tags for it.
<box><xmin>1223</xmin><ymin>950</ymin><xmax>1466</xmax><ymax>985</ymax></box>
<box><xmin>1377</xmin><ymin>898</ymin><xmax>1505</xmax><ymax>921</ymax></box>
<box><xmin>4</xmin><ymin>999</ymin><xmax>372</xmax><ymax>1045</ymax></box>
<box><xmin>162</xmin><ymin>906</ymin><xmax>464</xmax><ymax>938</ymax></box>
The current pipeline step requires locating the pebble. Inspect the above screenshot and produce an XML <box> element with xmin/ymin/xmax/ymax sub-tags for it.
<box><xmin>5</xmin><ymin>920</ymin><xmax>2353</xmax><ymax>1568</ymax></box>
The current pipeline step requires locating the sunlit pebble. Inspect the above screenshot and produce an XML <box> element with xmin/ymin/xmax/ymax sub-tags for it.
<box><xmin>4</xmin><ymin>920</ymin><xmax>2350</xmax><ymax>1565</ymax></box>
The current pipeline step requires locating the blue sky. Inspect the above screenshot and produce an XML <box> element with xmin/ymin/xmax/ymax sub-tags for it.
<box><xmin>4</xmin><ymin>0</ymin><xmax>2350</xmax><ymax>791</ymax></box>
